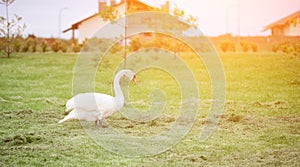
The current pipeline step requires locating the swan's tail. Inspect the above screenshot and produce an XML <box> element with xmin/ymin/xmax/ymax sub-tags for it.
<box><xmin>58</xmin><ymin>110</ymin><xmax>76</xmax><ymax>123</ymax></box>
<box><xmin>58</xmin><ymin>119</ymin><xmax>66</xmax><ymax>124</ymax></box>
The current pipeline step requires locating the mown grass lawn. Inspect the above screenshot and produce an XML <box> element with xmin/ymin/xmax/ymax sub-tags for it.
<box><xmin>0</xmin><ymin>52</ymin><xmax>299</xmax><ymax>166</ymax></box>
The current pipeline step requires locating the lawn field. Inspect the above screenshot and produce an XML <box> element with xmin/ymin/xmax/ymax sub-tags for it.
<box><xmin>0</xmin><ymin>52</ymin><xmax>299</xmax><ymax>166</ymax></box>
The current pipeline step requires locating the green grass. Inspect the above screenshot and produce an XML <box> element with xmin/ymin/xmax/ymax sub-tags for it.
<box><xmin>0</xmin><ymin>52</ymin><xmax>299</xmax><ymax>166</ymax></box>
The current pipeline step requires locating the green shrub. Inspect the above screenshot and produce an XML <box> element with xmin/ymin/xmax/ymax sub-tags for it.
<box><xmin>41</xmin><ymin>40</ymin><xmax>48</xmax><ymax>52</ymax></box>
<box><xmin>129</xmin><ymin>36</ymin><xmax>141</xmax><ymax>52</ymax></box>
<box><xmin>272</xmin><ymin>45</ymin><xmax>279</xmax><ymax>53</ymax></box>
<box><xmin>22</xmin><ymin>39</ymin><xmax>31</xmax><ymax>52</ymax></box>
<box><xmin>280</xmin><ymin>44</ymin><xmax>289</xmax><ymax>53</ymax></box>
<box><xmin>220</xmin><ymin>40</ymin><xmax>236</xmax><ymax>52</ymax></box>
<box><xmin>13</xmin><ymin>39</ymin><xmax>21</xmax><ymax>52</ymax></box>
<box><xmin>251</xmin><ymin>43</ymin><xmax>258</xmax><ymax>52</ymax></box>
<box><xmin>31</xmin><ymin>40</ymin><xmax>37</xmax><ymax>52</ymax></box>
<box><xmin>293</xmin><ymin>43</ymin><xmax>300</xmax><ymax>53</ymax></box>
<box><xmin>240</xmin><ymin>41</ymin><xmax>249</xmax><ymax>52</ymax></box>
<box><xmin>51</xmin><ymin>41</ymin><xmax>60</xmax><ymax>53</ymax></box>
<box><xmin>110</xmin><ymin>44</ymin><xmax>122</xmax><ymax>54</ymax></box>
<box><xmin>72</xmin><ymin>43</ymin><xmax>81</xmax><ymax>53</ymax></box>
<box><xmin>273</xmin><ymin>41</ymin><xmax>300</xmax><ymax>55</ymax></box>
<box><xmin>21</xmin><ymin>45</ymin><xmax>29</xmax><ymax>52</ymax></box>
<box><xmin>60</xmin><ymin>42</ymin><xmax>68</xmax><ymax>53</ymax></box>
<box><xmin>286</xmin><ymin>46</ymin><xmax>294</xmax><ymax>54</ymax></box>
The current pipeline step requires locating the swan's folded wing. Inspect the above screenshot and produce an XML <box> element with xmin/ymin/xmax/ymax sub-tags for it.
<box><xmin>71</xmin><ymin>93</ymin><xmax>115</xmax><ymax>112</ymax></box>
<box><xmin>94</xmin><ymin>93</ymin><xmax>117</xmax><ymax>114</ymax></box>
<box><xmin>66</xmin><ymin>98</ymin><xmax>75</xmax><ymax>111</ymax></box>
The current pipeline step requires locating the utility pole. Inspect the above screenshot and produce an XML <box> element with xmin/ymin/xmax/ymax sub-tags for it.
<box><xmin>226</xmin><ymin>5</ymin><xmax>229</xmax><ymax>34</ymax></box>
<box><xmin>237</xmin><ymin>0</ymin><xmax>240</xmax><ymax>43</ymax></box>
<box><xmin>58</xmin><ymin>7</ymin><xmax>68</xmax><ymax>38</ymax></box>
<box><xmin>123</xmin><ymin>0</ymin><xmax>127</xmax><ymax>69</ymax></box>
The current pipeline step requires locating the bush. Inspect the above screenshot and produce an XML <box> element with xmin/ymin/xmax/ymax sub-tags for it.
<box><xmin>72</xmin><ymin>43</ymin><xmax>81</xmax><ymax>53</ymax></box>
<box><xmin>21</xmin><ymin>45</ymin><xmax>29</xmax><ymax>52</ymax></box>
<box><xmin>280</xmin><ymin>44</ymin><xmax>289</xmax><ymax>53</ymax></box>
<box><xmin>272</xmin><ymin>41</ymin><xmax>300</xmax><ymax>55</ymax></box>
<box><xmin>272</xmin><ymin>45</ymin><xmax>279</xmax><ymax>53</ymax></box>
<box><xmin>129</xmin><ymin>36</ymin><xmax>141</xmax><ymax>52</ymax></box>
<box><xmin>220</xmin><ymin>40</ymin><xmax>236</xmax><ymax>52</ymax></box>
<box><xmin>110</xmin><ymin>43</ymin><xmax>122</xmax><ymax>54</ymax></box>
<box><xmin>251</xmin><ymin>43</ymin><xmax>258</xmax><ymax>52</ymax></box>
<box><xmin>240</xmin><ymin>41</ymin><xmax>249</xmax><ymax>52</ymax></box>
<box><xmin>286</xmin><ymin>46</ymin><xmax>294</xmax><ymax>54</ymax></box>
<box><xmin>51</xmin><ymin>41</ymin><xmax>60</xmax><ymax>52</ymax></box>
<box><xmin>22</xmin><ymin>39</ymin><xmax>31</xmax><ymax>52</ymax></box>
<box><xmin>41</xmin><ymin>40</ymin><xmax>48</xmax><ymax>52</ymax></box>
<box><xmin>293</xmin><ymin>43</ymin><xmax>300</xmax><ymax>53</ymax></box>
<box><xmin>31</xmin><ymin>40</ymin><xmax>37</xmax><ymax>52</ymax></box>
<box><xmin>13</xmin><ymin>39</ymin><xmax>22</xmax><ymax>52</ymax></box>
<box><xmin>60</xmin><ymin>42</ymin><xmax>68</xmax><ymax>53</ymax></box>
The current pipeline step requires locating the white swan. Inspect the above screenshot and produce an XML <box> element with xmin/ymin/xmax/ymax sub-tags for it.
<box><xmin>58</xmin><ymin>69</ymin><xmax>136</xmax><ymax>127</ymax></box>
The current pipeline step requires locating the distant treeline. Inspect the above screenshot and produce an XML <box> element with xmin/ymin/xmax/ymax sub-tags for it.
<box><xmin>2</xmin><ymin>34</ymin><xmax>299</xmax><ymax>55</ymax></box>
<box><xmin>209</xmin><ymin>34</ymin><xmax>300</xmax><ymax>54</ymax></box>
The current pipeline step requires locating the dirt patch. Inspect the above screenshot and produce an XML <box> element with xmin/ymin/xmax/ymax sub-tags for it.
<box><xmin>226</xmin><ymin>114</ymin><xmax>245</xmax><ymax>122</ymax></box>
<box><xmin>290</xmin><ymin>79</ymin><xmax>300</xmax><ymax>85</ymax></box>
<box><xmin>16</xmin><ymin>109</ymin><xmax>34</xmax><ymax>115</ymax></box>
<box><xmin>32</xmin><ymin>97</ymin><xmax>64</xmax><ymax>106</ymax></box>
<box><xmin>184</xmin><ymin>155</ymin><xmax>207</xmax><ymax>162</ymax></box>
<box><xmin>3</xmin><ymin>109</ymin><xmax>35</xmax><ymax>119</ymax></box>
<box><xmin>251</xmin><ymin>100</ymin><xmax>288</xmax><ymax>109</ymax></box>
<box><xmin>252</xmin><ymin>148</ymin><xmax>300</xmax><ymax>166</ymax></box>
<box><xmin>2</xmin><ymin>132</ymin><xmax>42</xmax><ymax>146</ymax></box>
<box><xmin>281</xmin><ymin>116</ymin><xmax>300</xmax><ymax>122</ymax></box>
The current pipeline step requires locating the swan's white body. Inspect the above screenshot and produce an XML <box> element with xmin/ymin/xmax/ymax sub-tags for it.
<box><xmin>58</xmin><ymin>70</ymin><xmax>136</xmax><ymax>127</ymax></box>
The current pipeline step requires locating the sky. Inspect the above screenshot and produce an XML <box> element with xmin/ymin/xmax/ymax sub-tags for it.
<box><xmin>1</xmin><ymin>0</ymin><xmax>300</xmax><ymax>38</ymax></box>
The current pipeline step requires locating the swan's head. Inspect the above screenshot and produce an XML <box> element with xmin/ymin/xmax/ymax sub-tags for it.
<box><xmin>122</xmin><ymin>69</ymin><xmax>137</xmax><ymax>84</ymax></box>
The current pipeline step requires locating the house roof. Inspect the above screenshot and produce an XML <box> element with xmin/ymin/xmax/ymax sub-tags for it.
<box><xmin>263</xmin><ymin>10</ymin><xmax>300</xmax><ymax>31</ymax></box>
<box><xmin>127</xmin><ymin>0</ymin><xmax>156</xmax><ymax>12</ymax></box>
<box><xmin>63</xmin><ymin>13</ymin><xmax>99</xmax><ymax>33</ymax></box>
<box><xmin>63</xmin><ymin>0</ymin><xmax>156</xmax><ymax>33</ymax></box>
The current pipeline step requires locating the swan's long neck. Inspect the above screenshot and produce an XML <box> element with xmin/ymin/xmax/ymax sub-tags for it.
<box><xmin>113</xmin><ymin>71</ymin><xmax>125</xmax><ymax>110</ymax></box>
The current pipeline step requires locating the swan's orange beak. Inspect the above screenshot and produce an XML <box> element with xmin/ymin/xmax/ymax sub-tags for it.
<box><xmin>131</xmin><ymin>75</ymin><xmax>137</xmax><ymax>84</ymax></box>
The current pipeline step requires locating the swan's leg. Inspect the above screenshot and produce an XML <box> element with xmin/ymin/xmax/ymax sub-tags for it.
<box><xmin>94</xmin><ymin>119</ymin><xmax>103</xmax><ymax>128</ymax></box>
<box><xmin>99</xmin><ymin>119</ymin><xmax>103</xmax><ymax>128</ymax></box>
<box><xmin>97</xmin><ymin>113</ymin><xmax>103</xmax><ymax>128</ymax></box>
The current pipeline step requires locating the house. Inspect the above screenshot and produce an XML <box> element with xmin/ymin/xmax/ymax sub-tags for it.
<box><xmin>263</xmin><ymin>10</ymin><xmax>300</xmax><ymax>36</ymax></box>
<box><xmin>63</xmin><ymin>0</ymin><xmax>170</xmax><ymax>44</ymax></box>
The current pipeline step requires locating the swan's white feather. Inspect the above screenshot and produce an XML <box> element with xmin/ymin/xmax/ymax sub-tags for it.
<box><xmin>58</xmin><ymin>93</ymin><xmax>117</xmax><ymax>123</ymax></box>
<box><xmin>69</xmin><ymin>93</ymin><xmax>116</xmax><ymax>115</ymax></box>
<box><xmin>58</xmin><ymin>69</ymin><xmax>135</xmax><ymax>126</ymax></box>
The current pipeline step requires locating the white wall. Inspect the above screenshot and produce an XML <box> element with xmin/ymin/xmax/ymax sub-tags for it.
<box><xmin>78</xmin><ymin>16</ymin><xmax>105</xmax><ymax>43</ymax></box>
<box><xmin>77</xmin><ymin>4</ymin><xmax>126</xmax><ymax>43</ymax></box>
<box><xmin>284</xmin><ymin>24</ymin><xmax>300</xmax><ymax>36</ymax></box>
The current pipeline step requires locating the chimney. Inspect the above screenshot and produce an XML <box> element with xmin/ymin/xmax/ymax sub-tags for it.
<box><xmin>98</xmin><ymin>0</ymin><xmax>107</xmax><ymax>12</ymax></box>
<box><xmin>162</xmin><ymin>0</ymin><xmax>170</xmax><ymax>13</ymax></box>
<box><xmin>111</xmin><ymin>0</ymin><xmax>116</xmax><ymax>6</ymax></box>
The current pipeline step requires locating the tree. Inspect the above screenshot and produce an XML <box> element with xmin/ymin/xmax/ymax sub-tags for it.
<box><xmin>99</xmin><ymin>6</ymin><xmax>119</xmax><ymax>23</ymax></box>
<box><xmin>98</xmin><ymin>2</ymin><xmax>129</xmax><ymax>68</ymax></box>
<box><xmin>0</xmin><ymin>0</ymin><xmax>26</xmax><ymax>58</ymax></box>
<box><xmin>173</xmin><ymin>7</ymin><xmax>185</xmax><ymax>17</ymax></box>
<box><xmin>187</xmin><ymin>14</ymin><xmax>198</xmax><ymax>28</ymax></box>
